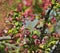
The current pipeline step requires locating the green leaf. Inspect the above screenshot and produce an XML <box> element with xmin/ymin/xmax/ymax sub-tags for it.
<box><xmin>48</xmin><ymin>41</ymin><xmax>56</xmax><ymax>46</ymax></box>
<box><xmin>15</xmin><ymin>22</ymin><xmax>19</xmax><ymax>26</ymax></box>
<box><xmin>16</xmin><ymin>26</ymin><xmax>20</xmax><ymax>30</ymax></box>
<box><xmin>13</xmin><ymin>29</ymin><xmax>18</xmax><ymax>34</ymax></box>
<box><xmin>33</xmin><ymin>30</ymin><xmax>40</xmax><ymax>36</ymax></box>
<box><xmin>52</xmin><ymin>0</ymin><xmax>55</xmax><ymax>4</ymax></box>
<box><xmin>56</xmin><ymin>3</ymin><xmax>60</xmax><ymax>8</ymax></box>
<box><xmin>46</xmin><ymin>48</ymin><xmax>51</xmax><ymax>51</ymax></box>
<box><xmin>34</xmin><ymin>4</ymin><xmax>43</xmax><ymax>13</ymax></box>
<box><xmin>8</xmin><ymin>29</ymin><xmax>13</xmax><ymax>33</ymax></box>
<box><xmin>13</xmin><ymin>11</ymin><xmax>19</xmax><ymax>18</ymax></box>
<box><xmin>17</xmin><ymin>39</ymin><xmax>20</xmax><ymax>44</ymax></box>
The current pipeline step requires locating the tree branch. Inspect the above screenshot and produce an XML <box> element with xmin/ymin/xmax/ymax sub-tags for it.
<box><xmin>0</xmin><ymin>36</ymin><xmax>12</xmax><ymax>40</ymax></box>
<box><xmin>0</xmin><ymin>42</ymin><xmax>20</xmax><ymax>49</ymax></box>
<box><xmin>40</xmin><ymin>4</ymin><xmax>56</xmax><ymax>40</ymax></box>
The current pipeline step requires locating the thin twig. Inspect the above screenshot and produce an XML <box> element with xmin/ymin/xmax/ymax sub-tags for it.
<box><xmin>0</xmin><ymin>36</ymin><xmax>12</xmax><ymax>40</ymax></box>
<box><xmin>0</xmin><ymin>42</ymin><xmax>20</xmax><ymax>49</ymax></box>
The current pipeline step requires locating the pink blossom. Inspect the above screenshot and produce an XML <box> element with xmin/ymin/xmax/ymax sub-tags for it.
<box><xmin>20</xmin><ymin>26</ymin><xmax>25</xmax><ymax>31</ymax></box>
<box><xmin>22</xmin><ymin>0</ymin><xmax>33</xmax><ymax>6</ymax></box>
<box><xmin>17</xmin><ymin>3</ymin><xmax>23</xmax><ymax>12</ymax></box>
<box><xmin>34</xmin><ymin>39</ymin><xmax>40</xmax><ymax>45</ymax></box>
<box><xmin>32</xmin><ymin>35</ymin><xmax>38</xmax><ymax>39</ymax></box>
<box><xmin>5</xmin><ymin>46</ymin><xmax>8</xmax><ymax>52</ymax></box>
<box><xmin>51</xmin><ymin>17</ymin><xmax>56</xmax><ymax>23</ymax></box>
<box><xmin>25</xmin><ymin>30</ymin><xmax>30</xmax><ymax>36</ymax></box>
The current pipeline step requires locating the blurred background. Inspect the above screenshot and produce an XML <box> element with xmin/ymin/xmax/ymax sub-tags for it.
<box><xmin>0</xmin><ymin>0</ymin><xmax>20</xmax><ymax>30</ymax></box>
